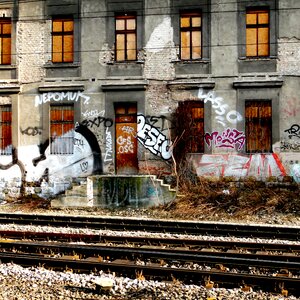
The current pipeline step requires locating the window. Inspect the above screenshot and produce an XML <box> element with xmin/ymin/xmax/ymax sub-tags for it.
<box><xmin>175</xmin><ymin>101</ymin><xmax>204</xmax><ymax>155</ymax></box>
<box><xmin>0</xmin><ymin>105</ymin><xmax>12</xmax><ymax>155</ymax></box>
<box><xmin>50</xmin><ymin>105</ymin><xmax>74</xmax><ymax>154</ymax></box>
<box><xmin>246</xmin><ymin>9</ymin><xmax>269</xmax><ymax>57</ymax></box>
<box><xmin>115</xmin><ymin>14</ymin><xmax>137</xmax><ymax>61</ymax></box>
<box><xmin>52</xmin><ymin>17</ymin><xmax>74</xmax><ymax>63</ymax></box>
<box><xmin>0</xmin><ymin>18</ymin><xmax>11</xmax><ymax>65</ymax></box>
<box><xmin>245</xmin><ymin>101</ymin><xmax>272</xmax><ymax>153</ymax></box>
<box><xmin>180</xmin><ymin>12</ymin><xmax>201</xmax><ymax>60</ymax></box>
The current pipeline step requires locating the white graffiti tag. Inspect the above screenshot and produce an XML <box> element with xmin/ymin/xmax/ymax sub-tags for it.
<box><xmin>121</xmin><ymin>125</ymin><xmax>136</xmax><ymax>136</ymax></box>
<box><xmin>104</xmin><ymin>127</ymin><xmax>113</xmax><ymax>162</ymax></box>
<box><xmin>35</xmin><ymin>91</ymin><xmax>90</xmax><ymax>107</ymax></box>
<box><xmin>137</xmin><ymin>114</ymin><xmax>172</xmax><ymax>160</ymax></box>
<box><xmin>198</xmin><ymin>89</ymin><xmax>242</xmax><ymax>126</ymax></box>
<box><xmin>82</xmin><ymin>109</ymin><xmax>105</xmax><ymax>119</ymax></box>
<box><xmin>117</xmin><ymin>135</ymin><xmax>134</xmax><ymax>154</ymax></box>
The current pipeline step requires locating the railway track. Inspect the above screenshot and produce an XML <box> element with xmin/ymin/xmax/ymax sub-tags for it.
<box><xmin>0</xmin><ymin>212</ymin><xmax>299</xmax><ymax>240</ymax></box>
<box><xmin>0</xmin><ymin>213</ymin><xmax>300</xmax><ymax>296</ymax></box>
<box><xmin>0</xmin><ymin>238</ymin><xmax>299</xmax><ymax>295</ymax></box>
<box><xmin>0</xmin><ymin>230</ymin><xmax>299</xmax><ymax>295</ymax></box>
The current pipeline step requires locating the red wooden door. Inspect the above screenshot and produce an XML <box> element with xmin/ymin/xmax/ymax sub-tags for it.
<box><xmin>115</xmin><ymin>103</ymin><xmax>138</xmax><ymax>174</ymax></box>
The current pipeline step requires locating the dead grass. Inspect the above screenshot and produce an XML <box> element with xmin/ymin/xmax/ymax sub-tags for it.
<box><xmin>151</xmin><ymin>177</ymin><xmax>300</xmax><ymax>220</ymax></box>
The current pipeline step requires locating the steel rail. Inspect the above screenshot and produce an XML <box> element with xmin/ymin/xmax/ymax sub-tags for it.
<box><xmin>0</xmin><ymin>251</ymin><xmax>299</xmax><ymax>296</ymax></box>
<box><xmin>0</xmin><ymin>239</ymin><xmax>300</xmax><ymax>270</ymax></box>
<box><xmin>0</xmin><ymin>212</ymin><xmax>299</xmax><ymax>240</ymax></box>
<box><xmin>1</xmin><ymin>230</ymin><xmax>300</xmax><ymax>253</ymax></box>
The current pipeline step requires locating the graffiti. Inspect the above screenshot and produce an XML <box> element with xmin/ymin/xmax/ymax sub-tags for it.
<box><xmin>35</xmin><ymin>91</ymin><xmax>90</xmax><ymax>107</ymax></box>
<box><xmin>20</xmin><ymin>126</ymin><xmax>42</xmax><ymax>136</ymax></box>
<box><xmin>121</xmin><ymin>125</ymin><xmax>136</xmax><ymax>136</ymax></box>
<box><xmin>80</xmin><ymin>161</ymin><xmax>88</xmax><ymax>173</ymax></box>
<box><xmin>117</xmin><ymin>135</ymin><xmax>134</xmax><ymax>154</ymax></box>
<box><xmin>104</xmin><ymin>127</ymin><xmax>113</xmax><ymax>162</ymax></box>
<box><xmin>73</xmin><ymin>138</ymin><xmax>84</xmax><ymax>147</ymax></box>
<box><xmin>205</xmin><ymin>129</ymin><xmax>246</xmax><ymax>151</ymax></box>
<box><xmin>291</xmin><ymin>164</ymin><xmax>300</xmax><ymax>183</ymax></box>
<box><xmin>137</xmin><ymin>114</ymin><xmax>172</xmax><ymax>160</ymax></box>
<box><xmin>284</xmin><ymin>124</ymin><xmax>300</xmax><ymax>139</ymax></box>
<box><xmin>198</xmin><ymin>88</ymin><xmax>242</xmax><ymax>127</ymax></box>
<box><xmin>0</xmin><ymin>123</ymin><xmax>103</xmax><ymax>199</ymax></box>
<box><xmin>283</xmin><ymin>98</ymin><xmax>300</xmax><ymax>117</ymax></box>
<box><xmin>192</xmin><ymin>154</ymin><xmax>286</xmax><ymax>178</ymax></box>
<box><xmin>82</xmin><ymin>109</ymin><xmax>104</xmax><ymax>119</ymax></box>
<box><xmin>81</xmin><ymin>116</ymin><xmax>113</xmax><ymax>129</ymax></box>
<box><xmin>280</xmin><ymin>140</ymin><xmax>300</xmax><ymax>152</ymax></box>
<box><xmin>145</xmin><ymin>115</ymin><xmax>175</xmax><ymax>133</ymax></box>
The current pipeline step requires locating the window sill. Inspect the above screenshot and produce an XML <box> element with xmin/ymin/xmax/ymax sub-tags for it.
<box><xmin>238</xmin><ymin>56</ymin><xmax>277</xmax><ymax>61</ymax></box>
<box><xmin>44</xmin><ymin>62</ymin><xmax>80</xmax><ymax>69</ymax></box>
<box><xmin>107</xmin><ymin>60</ymin><xmax>144</xmax><ymax>65</ymax></box>
<box><xmin>0</xmin><ymin>65</ymin><xmax>17</xmax><ymax>70</ymax></box>
<box><xmin>172</xmin><ymin>59</ymin><xmax>210</xmax><ymax>64</ymax></box>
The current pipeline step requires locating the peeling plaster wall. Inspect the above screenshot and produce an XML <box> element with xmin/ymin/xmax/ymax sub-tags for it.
<box><xmin>278</xmin><ymin>37</ymin><xmax>300</xmax><ymax>75</ymax></box>
<box><xmin>17</xmin><ymin>2</ymin><xmax>46</xmax><ymax>83</ymax></box>
<box><xmin>144</xmin><ymin>17</ymin><xmax>176</xmax><ymax>80</ymax></box>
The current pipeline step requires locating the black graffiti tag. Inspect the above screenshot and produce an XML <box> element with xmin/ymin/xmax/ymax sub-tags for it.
<box><xmin>145</xmin><ymin>115</ymin><xmax>175</xmax><ymax>133</ymax></box>
<box><xmin>284</xmin><ymin>124</ymin><xmax>300</xmax><ymax>139</ymax></box>
<box><xmin>20</xmin><ymin>127</ymin><xmax>42</xmax><ymax>136</ymax></box>
<box><xmin>80</xmin><ymin>161</ymin><xmax>88</xmax><ymax>172</ymax></box>
<box><xmin>73</xmin><ymin>138</ymin><xmax>84</xmax><ymax>147</ymax></box>
<box><xmin>81</xmin><ymin>116</ymin><xmax>113</xmax><ymax>129</ymax></box>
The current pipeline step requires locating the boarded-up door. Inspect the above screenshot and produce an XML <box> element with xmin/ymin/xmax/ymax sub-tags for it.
<box><xmin>115</xmin><ymin>103</ymin><xmax>138</xmax><ymax>174</ymax></box>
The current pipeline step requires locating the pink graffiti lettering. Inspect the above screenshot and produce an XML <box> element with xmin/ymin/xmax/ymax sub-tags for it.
<box><xmin>205</xmin><ymin>129</ymin><xmax>246</xmax><ymax>151</ymax></box>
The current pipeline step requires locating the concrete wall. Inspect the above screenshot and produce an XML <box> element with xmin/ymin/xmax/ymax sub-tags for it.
<box><xmin>0</xmin><ymin>0</ymin><xmax>299</xmax><ymax>200</ymax></box>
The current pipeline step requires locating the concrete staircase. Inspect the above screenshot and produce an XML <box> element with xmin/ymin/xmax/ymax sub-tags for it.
<box><xmin>51</xmin><ymin>175</ymin><xmax>176</xmax><ymax>208</ymax></box>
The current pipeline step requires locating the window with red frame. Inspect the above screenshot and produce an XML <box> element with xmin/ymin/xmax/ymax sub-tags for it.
<box><xmin>0</xmin><ymin>105</ymin><xmax>12</xmax><ymax>155</ymax></box>
<box><xmin>50</xmin><ymin>104</ymin><xmax>74</xmax><ymax>154</ymax></box>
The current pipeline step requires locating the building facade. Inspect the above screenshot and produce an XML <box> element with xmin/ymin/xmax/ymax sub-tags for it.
<box><xmin>0</xmin><ymin>0</ymin><xmax>299</xmax><ymax>198</ymax></box>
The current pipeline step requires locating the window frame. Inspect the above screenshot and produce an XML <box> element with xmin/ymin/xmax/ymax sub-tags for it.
<box><xmin>51</xmin><ymin>16</ymin><xmax>74</xmax><ymax>63</ymax></box>
<box><xmin>180</xmin><ymin>11</ymin><xmax>202</xmax><ymax>60</ymax></box>
<box><xmin>0</xmin><ymin>104</ymin><xmax>12</xmax><ymax>155</ymax></box>
<box><xmin>246</xmin><ymin>8</ymin><xmax>270</xmax><ymax>58</ymax></box>
<box><xmin>115</xmin><ymin>14</ymin><xmax>137</xmax><ymax>62</ymax></box>
<box><xmin>245</xmin><ymin>100</ymin><xmax>272</xmax><ymax>153</ymax></box>
<box><xmin>50</xmin><ymin>104</ymin><xmax>74</xmax><ymax>155</ymax></box>
<box><xmin>237</xmin><ymin>0</ymin><xmax>278</xmax><ymax>69</ymax></box>
<box><xmin>0</xmin><ymin>18</ymin><xmax>11</xmax><ymax>65</ymax></box>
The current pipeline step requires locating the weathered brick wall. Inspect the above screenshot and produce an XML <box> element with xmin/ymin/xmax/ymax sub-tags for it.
<box><xmin>278</xmin><ymin>37</ymin><xmax>300</xmax><ymax>75</ymax></box>
<box><xmin>144</xmin><ymin>17</ymin><xmax>176</xmax><ymax>80</ymax></box>
<box><xmin>17</xmin><ymin>21</ymin><xmax>46</xmax><ymax>83</ymax></box>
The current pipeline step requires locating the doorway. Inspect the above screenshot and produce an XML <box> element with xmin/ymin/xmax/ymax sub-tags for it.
<box><xmin>115</xmin><ymin>103</ymin><xmax>138</xmax><ymax>174</ymax></box>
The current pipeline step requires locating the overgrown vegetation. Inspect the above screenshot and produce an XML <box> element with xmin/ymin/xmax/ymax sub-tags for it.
<box><xmin>153</xmin><ymin>163</ymin><xmax>300</xmax><ymax>220</ymax></box>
